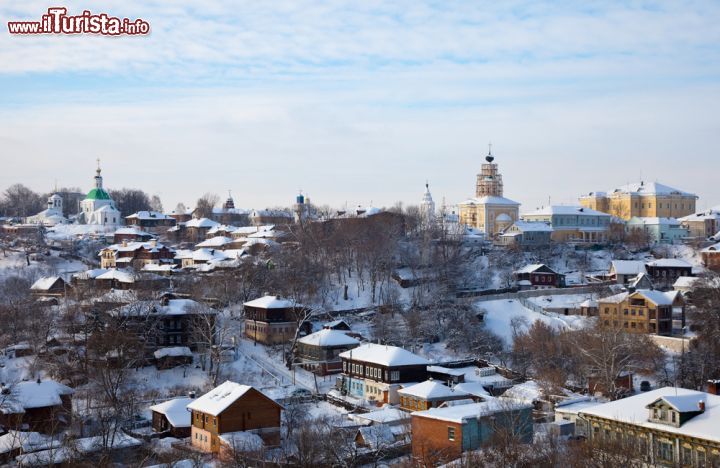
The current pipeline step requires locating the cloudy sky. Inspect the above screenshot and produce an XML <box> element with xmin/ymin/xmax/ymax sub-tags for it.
<box><xmin>1</xmin><ymin>0</ymin><xmax>719</xmax><ymax>213</ymax></box>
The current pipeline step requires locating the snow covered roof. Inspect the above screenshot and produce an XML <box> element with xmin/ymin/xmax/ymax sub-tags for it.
<box><xmin>72</xmin><ymin>268</ymin><xmax>108</xmax><ymax>280</ymax></box>
<box><xmin>251</xmin><ymin>209</ymin><xmax>293</xmax><ymax>218</ymax></box>
<box><xmin>191</xmin><ymin>248</ymin><xmax>228</xmax><ymax>262</ymax></box>
<box><xmin>599</xmin><ymin>291</ymin><xmax>630</xmax><ymax>304</ymax></box>
<box><xmin>627</xmin><ymin>217</ymin><xmax>683</xmax><ymax>226</ymax></box>
<box><xmin>218</xmin><ymin>431</ymin><xmax>264</xmax><ymax>451</ymax></box>
<box><xmin>702</xmin><ymin>242</ymin><xmax>720</xmax><ymax>252</ymax></box>
<box><xmin>427</xmin><ymin>366</ymin><xmax>466</xmax><ymax>377</ymax></box>
<box><xmin>412</xmin><ymin>398</ymin><xmax>531</xmax><ymax>424</ymax></box>
<box><xmin>186</xmin><ymin>381</ymin><xmax>254</xmax><ymax>416</ymax></box>
<box><xmin>96</xmin><ymin>269</ymin><xmax>135</xmax><ymax>283</ymax></box>
<box><xmin>196</xmin><ymin>236</ymin><xmax>233</xmax><ymax>248</ymax></box>
<box><xmin>579</xmin><ymin>387</ymin><xmax>719</xmax><ymax>443</ymax></box>
<box><xmin>297</xmin><ymin>329</ymin><xmax>359</xmax><ymax>347</ymax></box>
<box><xmin>651</xmin><ymin>394</ymin><xmax>706</xmax><ymax>413</ymax></box>
<box><xmin>554</xmin><ymin>398</ymin><xmax>601</xmax><ymax>415</ymax></box>
<box><xmin>142</xmin><ymin>264</ymin><xmax>176</xmax><ymax>272</ymax></box>
<box><xmin>580</xmin><ymin>299</ymin><xmax>598</xmax><ymax>308</ymax></box>
<box><xmin>607</xmin><ymin>181</ymin><xmax>695</xmax><ymax>197</ymax></box>
<box><xmin>115</xmin><ymin>299</ymin><xmax>213</xmax><ymax>317</ymax></box>
<box><xmin>674</xmin><ymin>276</ymin><xmax>699</xmax><ymax>288</ymax></box>
<box><xmin>460</xmin><ymin>195</ymin><xmax>520</xmax><ymax>206</ymax></box>
<box><xmin>351</xmin><ymin>406</ymin><xmax>409</xmax><ymax>424</ymax></box>
<box><xmin>610</xmin><ymin>260</ymin><xmax>647</xmax><ymax>276</ymax></box>
<box><xmin>30</xmin><ymin>276</ymin><xmax>62</xmax><ymax>291</ymax></box>
<box><xmin>103</xmin><ymin>240</ymin><xmax>172</xmax><ymax>254</ymax></box>
<box><xmin>243</xmin><ymin>295</ymin><xmax>299</xmax><ymax>309</ymax></box>
<box><xmin>502</xmin><ymin>380</ymin><xmax>543</xmax><ymax>404</ymax></box>
<box><xmin>149</xmin><ymin>397</ymin><xmax>194</xmax><ymax>428</ymax></box>
<box><xmin>398</xmin><ymin>380</ymin><xmax>470</xmax><ymax>400</ymax></box>
<box><xmin>184</xmin><ymin>217</ymin><xmax>220</xmax><ymax>228</ymax></box>
<box><xmin>524</xmin><ymin>205</ymin><xmax>610</xmax><ymax>217</ymax></box>
<box><xmin>509</xmin><ymin>221</ymin><xmax>553</xmax><ymax>232</ymax></box>
<box><xmin>357</xmin><ymin>425</ymin><xmax>396</xmax><ymax>449</ymax></box>
<box><xmin>646</xmin><ymin>259</ymin><xmax>692</xmax><ymax>268</ymax></box>
<box><xmin>514</xmin><ymin>263</ymin><xmax>550</xmax><ymax>274</ymax></box>
<box><xmin>339</xmin><ymin>343</ymin><xmax>429</xmax><ymax>367</ymax></box>
<box><xmin>636</xmin><ymin>289</ymin><xmax>680</xmax><ymax>306</ymax></box>
<box><xmin>1</xmin><ymin>380</ymin><xmax>74</xmax><ymax>414</ymax></box>
<box><xmin>154</xmin><ymin>346</ymin><xmax>192</xmax><ymax>359</ymax></box>
<box><xmin>678</xmin><ymin>210</ymin><xmax>720</xmax><ymax>222</ymax></box>
<box><xmin>126</xmin><ymin>210</ymin><xmax>173</xmax><ymax>220</ymax></box>
<box><xmin>114</xmin><ymin>226</ymin><xmax>153</xmax><ymax>236</ymax></box>
<box><xmin>0</xmin><ymin>431</ymin><xmax>59</xmax><ymax>455</ymax></box>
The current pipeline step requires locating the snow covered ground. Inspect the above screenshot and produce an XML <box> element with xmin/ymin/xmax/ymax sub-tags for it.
<box><xmin>477</xmin><ymin>299</ymin><xmax>589</xmax><ymax>346</ymax></box>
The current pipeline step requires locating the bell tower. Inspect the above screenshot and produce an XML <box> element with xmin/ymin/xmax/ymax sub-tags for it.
<box><xmin>475</xmin><ymin>144</ymin><xmax>504</xmax><ymax>197</ymax></box>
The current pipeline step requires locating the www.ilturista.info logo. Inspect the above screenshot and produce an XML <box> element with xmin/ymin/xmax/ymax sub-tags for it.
<box><xmin>8</xmin><ymin>7</ymin><xmax>150</xmax><ymax>35</ymax></box>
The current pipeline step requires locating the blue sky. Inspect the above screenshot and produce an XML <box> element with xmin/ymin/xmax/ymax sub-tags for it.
<box><xmin>1</xmin><ymin>0</ymin><xmax>720</xmax><ymax>212</ymax></box>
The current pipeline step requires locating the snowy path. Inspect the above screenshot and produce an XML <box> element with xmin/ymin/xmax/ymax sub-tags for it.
<box><xmin>235</xmin><ymin>338</ymin><xmax>316</xmax><ymax>391</ymax></box>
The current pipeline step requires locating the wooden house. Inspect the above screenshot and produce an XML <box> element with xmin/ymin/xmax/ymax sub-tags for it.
<box><xmin>645</xmin><ymin>259</ymin><xmax>693</xmax><ymax>288</ymax></box>
<box><xmin>113</xmin><ymin>226</ymin><xmax>155</xmax><ymax>243</ymax></box>
<box><xmin>243</xmin><ymin>296</ymin><xmax>310</xmax><ymax>345</ymax></box>
<box><xmin>29</xmin><ymin>276</ymin><xmax>68</xmax><ymax>297</ymax></box>
<box><xmin>0</xmin><ymin>380</ymin><xmax>74</xmax><ymax>435</ymax></box>
<box><xmin>154</xmin><ymin>346</ymin><xmax>193</xmax><ymax>369</ymax></box>
<box><xmin>296</xmin><ymin>329</ymin><xmax>359</xmax><ymax>375</ymax></box>
<box><xmin>597</xmin><ymin>290</ymin><xmax>684</xmax><ymax>336</ymax></box>
<box><xmin>107</xmin><ymin>298</ymin><xmax>217</xmax><ymax>359</ymax></box>
<box><xmin>99</xmin><ymin>240</ymin><xmax>175</xmax><ymax>270</ymax></box>
<box><xmin>150</xmin><ymin>397</ymin><xmax>194</xmax><ymax>438</ymax></box>
<box><xmin>513</xmin><ymin>264</ymin><xmax>565</xmax><ymax>289</ymax></box>
<box><xmin>338</xmin><ymin>343</ymin><xmax>429</xmax><ymax>405</ymax></box>
<box><xmin>580</xmin><ymin>387</ymin><xmax>720</xmax><ymax>466</ymax></box>
<box><xmin>398</xmin><ymin>379</ymin><xmax>472</xmax><ymax>412</ymax></box>
<box><xmin>186</xmin><ymin>381</ymin><xmax>282</xmax><ymax>453</ymax></box>
<box><xmin>125</xmin><ymin>211</ymin><xmax>177</xmax><ymax>228</ymax></box>
<box><xmin>701</xmin><ymin>242</ymin><xmax>720</xmax><ymax>272</ymax></box>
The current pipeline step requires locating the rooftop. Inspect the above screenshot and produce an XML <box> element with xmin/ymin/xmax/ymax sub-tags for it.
<box><xmin>339</xmin><ymin>343</ymin><xmax>429</xmax><ymax>367</ymax></box>
<box><xmin>398</xmin><ymin>380</ymin><xmax>469</xmax><ymax>400</ymax></box>
<box><xmin>524</xmin><ymin>205</ymin><xmax>611</xmax><ymax>217</ymax></box>
<box><xmin>186</xmin><ymin>381</ymin><xmax>254</xmax><ymax>417</ymax></box>
<box><xmin>580</xmin><ymin>387</ymin><xmax>720</xmax><ymax>443</ymax></box>
<box><xmin>297</xmin><ymin>329</ymin><xmax>359</xmax><ymax>347</ymax></box>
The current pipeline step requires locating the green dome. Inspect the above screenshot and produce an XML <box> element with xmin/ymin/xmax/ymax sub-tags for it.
<box><xmin>86</xmin><ymin>188</ymin><xmax>111</xmax><ymax>200</ymax></box>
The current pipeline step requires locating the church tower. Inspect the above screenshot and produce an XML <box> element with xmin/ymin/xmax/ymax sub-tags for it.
<box><xmin>94</xmin><ymin>158</ymin><xmax>104</xmax><ymax>189</ymax></box>
<box><xmin>458</xmin><ymin>144</ymin><xmax>520</xmax><ymax>236</ymax></box>
<box><xmin>420</xmin><ymin>181</ymin><xmax>436</xmax><ymax>223</ymax></box>
<box><xmin>475</xmin><ymin>144</ymin><xmax>504</xmax><ymax>197</ymax></box>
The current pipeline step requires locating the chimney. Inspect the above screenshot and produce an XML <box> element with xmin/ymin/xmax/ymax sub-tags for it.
<box><xmin>706</xmin><ymin>380</ymin><xmax>720</xmax><ymax>395</ymax></box>
<box><xmin>698</xmin><ymin>400</ymin><xmax>706</xmax><ymax>412</ymax></box>
<box><xmin>122</xmin><ymin>239</ymin><xmax>128</xmax><ymax>247</ymax></box>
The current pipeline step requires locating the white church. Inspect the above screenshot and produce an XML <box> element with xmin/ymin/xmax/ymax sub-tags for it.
<box><xmin>78</xmin><ymin>161</ymin><xmax>122</xmax><ymax>226</ymax></box>
<box><xmin>26</xmin><ymin>192</ymin><xmax>68</xmax><ymax>226</ymax></box>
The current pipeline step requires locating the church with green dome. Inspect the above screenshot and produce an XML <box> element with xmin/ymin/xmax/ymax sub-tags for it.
<box><xmin>79</xmin><ymin>161</ymin><xmax>122</xmax><ymax>226</ymax></box>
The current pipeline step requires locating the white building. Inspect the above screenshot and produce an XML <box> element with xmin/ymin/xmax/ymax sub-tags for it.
<box><xmin>420</xmin><ymin>182</ymin><xmax>436</xmax><ymax>224</ymax></box>
<box><xmin>78</xmin><ymin>161</ymin><xmax>121</xmax><ymax>226</ymax></box>
<box><xmin>26</xmin><ymin>193</ymin><xmax>68</xmax><ymax>226</ymax></box>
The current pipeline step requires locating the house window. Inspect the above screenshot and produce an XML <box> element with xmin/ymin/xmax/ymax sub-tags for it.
<box><xmin>658</xmin><ymin>442</ymin><xmax>673</xmax><ymax>462</ymax></box>
<box><xmin>390</xmin><ymin>371</ymin><xmax>400</xmax><ymax>381</ymax></box>
<box><xmin>448</xmin><ymin>427</ymin><xmax>456</xmax><ymax>441</ymax></box>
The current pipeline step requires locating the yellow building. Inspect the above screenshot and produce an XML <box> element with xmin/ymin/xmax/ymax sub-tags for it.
<box><xmin>458</xmin><ymin>148</ymin><xmax>520</xmax><ymax>236</ymax></box>
<box><xmin>580</xmin><ymin>181</ymin><xmax>697</xmax><ymax>220</ymax></box>
<box><xmin>597</xmin><ymin>289</ymin><xmax>684</xmax><ymax>336</ymax></box>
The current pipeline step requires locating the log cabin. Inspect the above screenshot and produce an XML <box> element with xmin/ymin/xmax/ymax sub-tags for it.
<box><xmin>186</xmin><ymin>381</ymin><xmax>282</xmax><ymax>453</ymax></box>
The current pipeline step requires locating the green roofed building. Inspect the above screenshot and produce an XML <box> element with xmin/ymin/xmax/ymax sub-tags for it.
<box><xmin>79</xmin><ymin>160</ymin><xmax>122</xmax><ymax>226</ymax></box>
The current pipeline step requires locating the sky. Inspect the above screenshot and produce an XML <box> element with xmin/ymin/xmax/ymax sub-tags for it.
<box><xmin>1</xmin><ymin>0</ymin><xmax>720</xmax><ymax>213</ymax></box>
